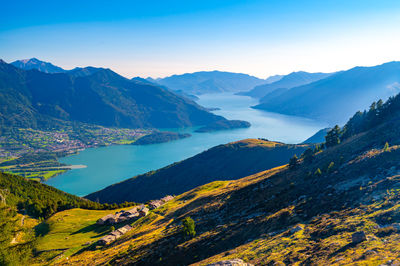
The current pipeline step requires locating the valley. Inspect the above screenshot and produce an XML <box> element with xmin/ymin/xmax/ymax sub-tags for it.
<box><xmin>45</xmin><ymin>93</ymin><xmax>325</xmax><ymax>196</ymax></box>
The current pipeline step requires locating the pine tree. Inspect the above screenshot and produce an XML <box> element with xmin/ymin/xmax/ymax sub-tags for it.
<box><xmin>289</xmin><ymin>154</ymin><xmax>299</xmax><ymax>169</ymax></box>
<box><xmin>302</xmin><ymin>148</ymin><xmax>314</xmax><ymax>164</ymax></box>
<box><xmin>325</xmin><ymin>125</ymin><xmax>341</xmax><ymax>148</ymax></box>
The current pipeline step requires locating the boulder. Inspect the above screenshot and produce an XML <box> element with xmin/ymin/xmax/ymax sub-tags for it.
<box><xmin>352</xmin><ymin>231</ymin><xmax>367</xmax><ymax>244</ymax></box>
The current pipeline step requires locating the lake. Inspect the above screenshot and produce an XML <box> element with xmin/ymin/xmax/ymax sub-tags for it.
<box><xmin>45</xmin><ymin>93</ymin><xmax>327</xmax><ymax>196</ymax></box>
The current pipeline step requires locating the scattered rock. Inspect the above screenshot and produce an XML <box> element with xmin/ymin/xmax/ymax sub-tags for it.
<box><xmin>268</xmin><ymin>231</ymin><xmax>278</xmax><ymax>237</ymax></box>
<box><xmin>352</xmin><ymin>231</ymin><xmax>367</xmax><ymax>244</ymax></box>
<box><xmin>290</xmin><ymin>225</ymin><xmax>304</xmax><ymax>234</ymax></box>
<box><xmin>363</xmin><ymin>249</ymin><xmax>378</xmax><ymax>256</ymax></box>
<box><xmin>207</xmin><ymin>258</ymin><xmax>253</xmax><ymax>266</ymax></box>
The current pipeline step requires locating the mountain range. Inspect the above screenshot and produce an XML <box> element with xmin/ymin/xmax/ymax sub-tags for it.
<box><xmin>153</xmin><ymin>71</ymin><xmax>270</xmax><ymax>95</ymax></box>
<box><xmin>253</xmin><ymin>61</ymin><xmax>400</xmax><ymax>124</ymax></box>
<box><xmin>238</xmin><ymin>71</ymin><xmax>333</xmax><ymax>98</ymax></box>
<box><xmin>0</xmin><ymin>59</ymin><xmax>241</xmax><ymax>130</ymax></box>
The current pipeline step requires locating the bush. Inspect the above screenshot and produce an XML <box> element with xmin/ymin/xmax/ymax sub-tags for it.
<box><xmin>314</xmin><ymin>168</ymin><xmax>322</xmax><ymax>176</ymax></box>
<box><xmin>327</xmin><ymin>162</ymin><xmax>335</xmax><ymax>173</ymax></box>
<box><xmin>182</xmin><ymin>217</ymin><xmax>196</xmax><ymax>238</ymax></box>
<box><xmin>384</xmin><ymin>142</ymin><xmax>390</xmax><ymax>152</ymax></box>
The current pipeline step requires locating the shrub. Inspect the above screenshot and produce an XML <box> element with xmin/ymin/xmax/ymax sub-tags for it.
<box><xmin>327</xmin><ymin>162</ymin><xmax>335</xmax><ymax>173</ymax></box>
<box><xmin>314</xmin><ymin>168</ymin><xmax>322</xmax><ymax>176</ymax></box>
<box><xmin>384</xmin><ymin>142</ymin><xmax>390</xmax><ymax>152</ymax></box>
<box><xmin>182</xmin><ymin>217</ymin><xmax>196</xmax><ymax>238</ymax></box>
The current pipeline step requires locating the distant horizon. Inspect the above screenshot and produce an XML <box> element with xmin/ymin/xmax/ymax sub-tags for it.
<box><xmin>5</xmin><ymin>57</ymin><xmax>400</xmax><ymax>80</ymax></box>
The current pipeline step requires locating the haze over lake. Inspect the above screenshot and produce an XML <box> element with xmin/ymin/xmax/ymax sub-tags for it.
<box><xmin>45</xmin><ymin>93</ymin><xmax>327</xmax><ymax>196</ymax></box>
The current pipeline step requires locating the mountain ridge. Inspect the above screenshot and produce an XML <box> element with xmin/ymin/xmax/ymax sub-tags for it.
<box><xmin>253</xmin><ymin>61</ymin><xmax>400</xmax><ymax>124</ymax></box>
<box><xmin>238</xmin><ymin>71</ymin><xmax>333</xmax><ymax>98</ymax></box>
<box><xmin>154</xmin><ymin>70</ymin><xmax>267</xmax><ymax>95</ymax></box>
<box><xmin>0</xmin><ymin>60</ymin><xmax>235</xmax><ymax>130</ymax></box>
<box><xmin>11</xmin><ymin>58</ymin><xmax>66</xmax><ymax>73</ymax></box>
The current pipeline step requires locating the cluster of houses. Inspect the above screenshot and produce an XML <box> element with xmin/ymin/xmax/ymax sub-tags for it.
<box><xmin>97</xmin><ymin>205</ymin><xmax>149</xmax><ymax>245</ymax></box>
<box><xmin>96</xmin><ymin>205</ymin><xmax>149</xmax><ymax>225</ymax></box>
<box><xmin>96</xmin><ymin>196</ymin><xmax>174</xmax><ymax>245</ymax></box>
<box><xmin>98</xmin><ymin>224</ymin><xmax>133</xmax><ymax>245</ymax></box>
<box><xmin>148</xmin><ymin>195</ymin><xmax>174</xmax><ymax>209</ymax></box>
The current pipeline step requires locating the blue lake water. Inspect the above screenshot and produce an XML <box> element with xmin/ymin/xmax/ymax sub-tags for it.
<box><xmin>45</xmin><ymin>93</ymin><xmax>327</xmax><ymax>196</ymax></box>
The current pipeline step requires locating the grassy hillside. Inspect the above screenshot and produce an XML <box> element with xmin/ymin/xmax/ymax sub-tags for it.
<box><xmin>34</xmin><ymin>208</ymin><xmax>127</xmax><ymax>263</ymax></box>
<box><xmin>0</xmin><ymin>171</ymin><xmax>138</xmax><ymax>265</ymax></box>
<box><xmin>55</xmin><ymin>99</ymin><xmax>400</xmax><ymax>265</ymax></box>
<box><xmin>86</xmin><ymin>139</ymin><xmax>309</xmax><ymax>203</ymax></box>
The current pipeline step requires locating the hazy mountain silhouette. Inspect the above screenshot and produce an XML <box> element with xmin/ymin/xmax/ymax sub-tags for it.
<box><xmin>254</xmin><ymin>61</ymin><xmax>400</xmax><ymax>124</ymax></box>
<box><xmin>239</xmin><ymin>71</ymin><xmax>333</xmax><ymax>98</ymax></box>
<box><xmin>155</xmin><ymin>70</ymin><xmax>267</xmax><ymax>95</ymax></box>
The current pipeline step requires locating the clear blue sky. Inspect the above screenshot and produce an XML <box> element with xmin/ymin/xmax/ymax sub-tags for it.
<box><xmin>1</xmin><ymin>0</ymin><xmax>400</xmax><ymax>78</ymax></box>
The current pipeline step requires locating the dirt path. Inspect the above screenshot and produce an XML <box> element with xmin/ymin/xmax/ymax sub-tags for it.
<box><xmin>10</xmin><ymin>216</ymin><xmax>25</xmax><ymax>244</ymax></box>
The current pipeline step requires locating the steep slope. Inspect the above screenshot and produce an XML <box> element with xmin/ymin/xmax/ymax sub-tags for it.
<box><xmin>0</xmin><ymin>59</ymin><xmax>53</xmax><ymax>129</ymax></box>
<box><xmin>11</xmin><ymin>58</ymin><xmax>66</xmax><ymax>73</ymax></box>
<box><xmin>156</xmin><ymin>71</ymin><xmax>266</xmax><ymax>95</ymax></box>
<box><xmin>0</xmin><ymin>60</ymin><xmax>228</xmax><ymax>129</ymax></box>
<box><xmin>238</xmin><ymin>71</ymin><xmax>332</xmax><ymax>98</ymax></box>
<box><xmin>254</xmin><ymin>61</ymin><xmax>400</xmax><ymax>124</ymax></box>
<box><xmin>86</xmin><ymin>139</ymin><xmax>309</xmax><ymax>203</ymax></box>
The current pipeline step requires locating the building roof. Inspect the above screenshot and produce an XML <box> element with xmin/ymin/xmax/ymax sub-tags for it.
<box><xmin>98</xmin><ymin>214</ymin><xmax>114</xmax><ymax>221</ymax></box>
